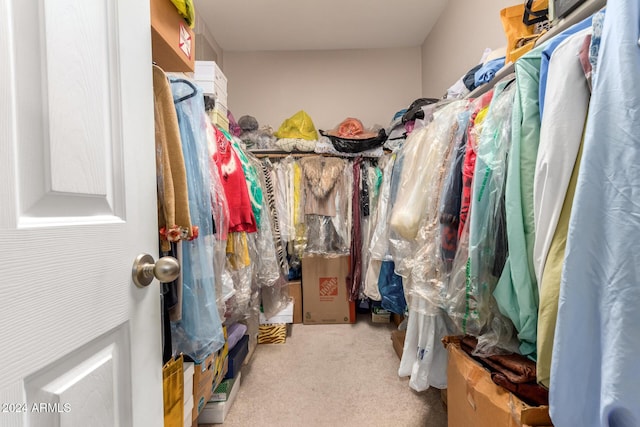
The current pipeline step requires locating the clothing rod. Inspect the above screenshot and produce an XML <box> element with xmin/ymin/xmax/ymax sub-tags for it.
<box><xmin>466</xmin><ymin>0</ymin><xmax>606</xmax><ymax>99</ymax></box>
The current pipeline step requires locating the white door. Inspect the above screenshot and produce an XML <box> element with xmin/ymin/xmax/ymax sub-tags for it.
<box><xmin>1</xmin><ymin>1</ymin><xmax>163</xmax><ymax>426</ymax></box>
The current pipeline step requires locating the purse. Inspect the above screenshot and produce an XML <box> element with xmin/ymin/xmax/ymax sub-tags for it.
<box><xmin>500</xmin><ymin>0</ymin><xmax>550</xmax><ymax>63</ymax></box>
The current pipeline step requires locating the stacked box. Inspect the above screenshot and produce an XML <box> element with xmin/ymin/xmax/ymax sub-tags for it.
<box><xmin>194</xmin><ymin>60</ymin><xmax>229</xmax><ymax>131</ymax></box>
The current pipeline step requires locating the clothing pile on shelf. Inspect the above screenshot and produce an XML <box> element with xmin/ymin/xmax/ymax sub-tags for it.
<box><xmin>153</xmin><ymin>67</ymin><xmax>290</xmax><ymax>367</ymax></box>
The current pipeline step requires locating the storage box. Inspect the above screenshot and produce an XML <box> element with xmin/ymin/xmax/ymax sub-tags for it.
<box><xmin>209</xmin><ymin>109</ymin><xmax>229</xmax><ymax>133</ymax></box>
<box><xmin>150</xmin><ymin>0</ymin><xmax>195</xmax><ymax>72</ymax></box>
<box><xmin>258</xmin><ymin>324</ymin><xmax>287</xmax><ymax>344</ymax></box>
<box><xmin>391</xmin><ymin>330</ymin><xmax>405</xmax><ymax>360</ymax></box>
<box><xmin>183</xmin><ymin>362</ymin><xmax>194</xmax><ymax>403</ymax></box>
<box><xmin>372</xmin><ymin>306</ymin><xmax>391</xmax><ymax>323</ymax></box>
<box><xmin>194</xmin><ymin>61</ymin><xmax>228</xmax><ymax>91</ymax></box>
<box><xmin>191</xmin><ymin>327</ymin><xmax>229</xmax><ymax>422</ymax></box>
<box><xmin>198</xmin><ymin>371</ymin><xmax>241</xmax><ymax>424</ymax></box>
<box><xmin>192</xmin><ymin>355</ymin><xmax>227</xmax><ymax>422</ymax></box>
<box><xmin>183</xmin><ymin>396</ymin><xmax>193</xmax><ymax>427</ymax></box>
<box><xmin>242</xmin><ymin>310</ymin><xmax>259</xmax><ymax>365</ymax></box>
<box><xmin>301</xmin><ymin>255</ymin><xmax>356</xmax><ymax>324</ymax></box>
<box><xmin>444</xmin><ymin>337</ymin><xmax>552</xmax><ymax>427</ymax></box>
<box><xmin>224</xmin><ymin>335</ymin><xmax>249</xmax><ymax>380</ymax></box>
<box><xmin>287</xmin><ymin>280</ymin><xmax>303</xmax><ymax>324</ymax></box>
<box><xmin>210</xmin><ymin>375</ymin><xmax>239</xmax><ymax>402</ymax></box>
<box><xmin>259</xmin><ymin>301</ymin><xmax>294</xmax><ymax>325</ymax></box>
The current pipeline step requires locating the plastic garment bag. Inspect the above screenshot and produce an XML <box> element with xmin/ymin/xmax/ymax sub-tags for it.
<box><xmin>438</xmin><ymin>110</ymin><xmax>472</xmax><ymax>270</ymax></box>
<box><xmin>398</xmin><ymin>301</ymin><xmax>457</xmax><ymax>391</ymax></box>
<box><xmin>391</xmin><ymin>101</ymin><xmax>469</xmax><ymax>310</ymax></box>
<box><xmin>205</xmin><ymin>118</ymin><xmax>231</xmax><ymax>319</ymax></box>
<box><xmin>448</xmin><ymin>82</ymin><xmax>520</xmax><ymax>356</ymax></box>
<box><xmin>252</xmin><ymin>158</ymin><xmax>289</xmax><ymax>318</ymax></box>
<box><xmin>364</xmin><ymin>154</ymin><xmax>396</xmax><ymax>301</ymax></box>
<box><xmin>169</xmin><ymin>78</ymin><xmax>225</xmax><ymax>362</ymax></box>
<box><xmin>224</xmin><ymin>232</ymin><xmax>254</xmax><ymax>324</ymax></box>
<box><xmin>303</xmin><ymin>160</ymin><xmax>352</xmax><ymax>256</ymax></box>
<box><xmin>359</xmin><ymin>162</ymin><xmax>382</xmax><ymax>300</ymax></box>
<box><xmin>259</xmin><ymin>159</ymin><xmax>290</xmax><ymax>278</ymax></box>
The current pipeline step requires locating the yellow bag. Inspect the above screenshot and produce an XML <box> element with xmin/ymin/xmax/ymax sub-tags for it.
<box><xmin>163</xmin><ymin>356</ymin><xmax>184</xmax><ymax>427</ymax></box>
<box><xmin>169</xmin><ymin>0</ymin><xmax>195</xmax><ymax>28</ymax></box>
<box><xmin>274</xmin><ymin>110</ymin><xmax>319</xmax><ymax>141</ymax></box>
<box><xmin>500</xmin><ymin>0</ymin><xmax>549</xmax><ymax>63</ymax></box>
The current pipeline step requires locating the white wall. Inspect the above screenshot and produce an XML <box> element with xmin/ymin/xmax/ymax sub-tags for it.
<box><xmin>223</xmin><ymin>48</ymin><xmax>422</xmax><ymax>131</ymax></box>
<box><xmin>194</xmin><ymin>16</ymin><xmax>224</xmax><ymax>66</ymax></box>
<box><xmin>421</xmin><ymin>0</ymin><xmax>514</xmax><ymax>98</ymax></box>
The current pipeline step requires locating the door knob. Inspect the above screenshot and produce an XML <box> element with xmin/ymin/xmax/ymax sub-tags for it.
<box><xmin>132</xmin><ymin>253</ymin><xmax>180</xmax><ymax>287</ymax></box>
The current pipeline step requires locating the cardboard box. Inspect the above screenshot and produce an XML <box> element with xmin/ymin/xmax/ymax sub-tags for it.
<box><xmin>287</xmin><ymin>280</ymin><xmax>303</xmax><ymax>324</ymax></box>
<box><xmin>391</xmin><ymin>330</ymin><xmax>405</xmax><ymax>359</ymax></box>
<box><xmin>444</xmin><ymin>337</ymin><xmax>552</xmax><ymax>427</ymax></box>
<box><xmin>259</xmin><ymin>301</ymin><xmax>294</xmax><ymax>325</ymax></box>
<box><xmin>191</xmin><ymin>327</ymin><xmax>229</xmax><ymax>422</ymax></box>
<box><xmin>198</xmin><ymin>371</ymin><xmax>241</xmax><ymax>424</ymax></box>
<box><xmin>392</xmin><ymin>313</ymin><xmax>405</xmax><ymax>327</ymax></box>
<box><xmin>193</xmin><ymin>355</ymin><xmax>227</xmax><ymax>422</ymax></box>
<box><xmin>372</xmin><ymin>306</ymin><xmax>391</xmax><ymax>323</ymax></box>
<box><xmin>150</xmin><ymin>0</ymin><xmax>195</xmax><ymax>72</ymax></box>
<box><xmin>301</xmin><ymin>255</ymin><xmax>356</xmax><ymax>325</ymax></box>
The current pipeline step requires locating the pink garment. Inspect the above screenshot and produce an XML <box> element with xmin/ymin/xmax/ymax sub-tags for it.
<box><xmin>459</xmin><ymin>90</ymin><xmax>493</xmax><ymax>239</ymax></box>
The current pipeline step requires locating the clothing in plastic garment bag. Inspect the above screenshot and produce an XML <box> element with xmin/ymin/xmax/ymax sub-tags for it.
<box><xmin>170</xmin><ymin>78</ymin><xmax>225</xmax><ymax>362</ymax></box>
<box><xmin>550</xmin><ymin>2</ymin><xmax>640</xmax><ymax>425</ymax></box>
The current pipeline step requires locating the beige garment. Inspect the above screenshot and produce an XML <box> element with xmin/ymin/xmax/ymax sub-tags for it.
<box><xmin>536</xmin><ymin>138</ymin><xmax>584</xmax><ymax>388</ymax></box>
<box><xmin>299</xmin><ymin>156</ymin><xmax>346</xmax><ymax>217</ymax></box>
<box><xmin>153</xmin><ymin>65</ymin><xmax>192</xmax><ymax>251</ymax></box>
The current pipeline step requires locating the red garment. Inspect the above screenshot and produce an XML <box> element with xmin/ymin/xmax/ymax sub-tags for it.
<box><xmin>459</xmin><ymin>90</ymin><xmax>494</xmax><ymax>239</ymax></box>
<box><xmin>212</xmin><ymin>127</ymin><xmax>257</xmax><ymax>233</ymax></box>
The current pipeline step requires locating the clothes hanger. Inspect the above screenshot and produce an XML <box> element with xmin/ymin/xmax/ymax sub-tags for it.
<box><xmin>171</xmin><ymin>78</ymin><xmax>199</xmax><ymax>104</ymax></box>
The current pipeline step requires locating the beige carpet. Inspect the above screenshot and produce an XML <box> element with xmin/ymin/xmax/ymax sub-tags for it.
<box><xmin>203</xmin><ymin>314</ymin><xmax>447</xmax><ymax>426</ymax></box>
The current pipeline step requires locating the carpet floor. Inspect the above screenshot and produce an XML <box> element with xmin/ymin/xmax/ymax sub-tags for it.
<box><xmin>201</xmin><ymin>314</ymin><xmax>447</xmax><ymax>426</ymax></box>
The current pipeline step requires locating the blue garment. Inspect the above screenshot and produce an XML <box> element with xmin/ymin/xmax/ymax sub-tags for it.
<box><xmin>549</xmin><ymin>2</ymin><xmax>640</xmax><ymax>426</ymax></box>
<box><xmin>170</xmin><ymin>79</ymin><xmax>225</xmax><ymax>362</ymax></box>
<box><xmin>474</xmin><ymin>57</ymin><xmax>506</xmax><ymax>87</ymax></box>
<box><xmin>378</xmin><ymin>261</ymin><xmax>406</xmax><ymax>315</ymax></box>
<box><xmin>539</xmin><ymin>16</ymin><xmax>592</xmax><ymax>118</ymax></box>
<box><xmin>589</xmin><ymin>9</ymin><xmax>606</xmax><ymax>85</ymax></box>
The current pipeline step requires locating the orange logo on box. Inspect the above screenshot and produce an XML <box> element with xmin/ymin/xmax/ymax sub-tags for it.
<box><xmin>319</xmin><ymin>277</ymin><xmax>338</xmax><ymax>297</ymax></box>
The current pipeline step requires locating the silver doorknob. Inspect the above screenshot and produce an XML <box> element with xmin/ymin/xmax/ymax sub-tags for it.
<box><xmin>132</xmin><ymin>253</ymin><xmax>180</xmax><ymax>287</ymax></box>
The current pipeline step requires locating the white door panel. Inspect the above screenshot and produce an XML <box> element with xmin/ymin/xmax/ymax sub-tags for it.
<box><xmin>1</xmin><ymin>0</ymin><xmax>162</xmax><ymax>425</ymax></box>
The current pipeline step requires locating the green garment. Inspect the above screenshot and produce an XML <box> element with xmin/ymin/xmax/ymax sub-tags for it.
<box><xmin>219</xmin><ymin>127</ymin><xmax>263</xmax><ymax>228</ymax></box>
<box><xmin>536</xmin><ymin>139</ymin><xmax>584</xmax><ymax>387</ymax></box>
<box><xmin>494</xmin><ymin>44</ymin><xmax>546</xmax><ymax>358</ymax></box>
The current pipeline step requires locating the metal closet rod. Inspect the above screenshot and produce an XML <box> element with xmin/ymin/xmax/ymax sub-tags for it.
<box><xmin>466</xmin><ymin>0</ymin><xmax>607</xmax><ymax>99</ymax></box>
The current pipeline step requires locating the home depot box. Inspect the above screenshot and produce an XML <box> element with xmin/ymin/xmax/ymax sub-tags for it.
<box><xmin>443</xmin><ymin>337</ymin><xmax>552</xmax><ymax>427</ymax></box>
<box><xmin>301</xmin><ymin>255</ymin><xmax>356</xmax><ymax>324</ymax></box>
<box><xmin>150</xmin><ymin>0</ymin><xmax>195</xmax><ymax>72</ymax></box>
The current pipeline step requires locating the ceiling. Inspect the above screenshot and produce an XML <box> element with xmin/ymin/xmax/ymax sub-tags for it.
<box><xmin>194</xmin><ymin>0</ymin><xmax>448</xmax><ymax>52</ymax></box>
